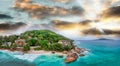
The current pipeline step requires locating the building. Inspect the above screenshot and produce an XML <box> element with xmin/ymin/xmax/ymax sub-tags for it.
<box><xmin>2</xmin><ymin>42</ymin><xmax>12</xmax><ymax>47</ymax></box>
<box><xmin>15</xmin><ymin>38</ymin><xmax>26</xmax><ymax>47</ymax></box>
<box><xmin>58</xmin><ymin>40</ymin><xmax>71</xmax><ymax>46</ymax></box>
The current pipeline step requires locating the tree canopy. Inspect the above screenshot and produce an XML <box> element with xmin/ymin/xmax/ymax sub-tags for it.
<box><xmin>0</xmin><ymin>30</ymin><xmax>74</xmax><ymax>51</ymax></box>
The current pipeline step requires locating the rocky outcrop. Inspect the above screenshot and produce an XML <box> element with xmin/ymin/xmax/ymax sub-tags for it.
<box><xmin>65</xmin><ymin>53</ymin><xmax>78</xmax><ymax>63</ymax></box>
<box><xmin>79</xmin><ymin>54</ymin><xmax>85</xmax><ymax>56</ymax></box>
<box><xmin>64</xmin><ymin>47</ymin><xmax>89</xmax><ymax>63</ymax></box>
<box><xmin>51</xmin><ymin>51</ymin><xmax>55</xmax><ymax>54</ymax></box>
<box><xmin>74</xmin><ymin>47</ymin><xmax>82</xmax><ymax>54</ymax></box>
<box><xmin>58</xmin><ymin>54</ymin><xmax>64</xmax><ymax>58</ymax></box>
<box><xmin>63</xmin><ymin>51</ymin><xmax>68</xmax><ymax>54</ymax></box>
<box><xmin>74</xmin><ymin>47</ymin><xmax>87</xmax><ymax>54</ymax></box>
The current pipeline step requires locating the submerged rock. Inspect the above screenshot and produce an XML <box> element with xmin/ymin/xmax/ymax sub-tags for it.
<box><xmin>58</xmin><ymin>54</ymin><xmax>64</xmax><ymax>58</ymax></box>
<box><xmin>79</xmin><ymin>54</ymin><xmax>85</xmax><ymax>56</ymax></box>
<box><xmin>65</xmin><ymin>53</ymin><xmax>78</xmax><ymax>63</ymax></box>
<box><xmin>51</xmin><ymin>51</ymin><xmax>55</xmax><ymax>54</ymax></box>
<box><xmin>63</xmin><ymin>51</ymin><xmax>68</xmax><ymax>54</ymax></box>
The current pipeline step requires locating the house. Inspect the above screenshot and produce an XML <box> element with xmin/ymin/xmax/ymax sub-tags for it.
<box><xmin>15</xmin><ymin>38</ymin><xmax>27</xmax><ymax>47</ymax></box>
<box><xmin>58</xmin><ymin>40</ymin><xmax>71</xmax><ymax>46</ymax></box>
<box><xmin>2</xmin><ymin>42</ymin><xmax>12</xmax><ymax>47</ymax></box>
<box><xmin>28</xmin><ymin>35</ymin><xmax>32</xmax><ymax>39</ymax></box>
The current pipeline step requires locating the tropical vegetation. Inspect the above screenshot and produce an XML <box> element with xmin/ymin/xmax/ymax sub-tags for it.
<box><xmin>0</xmin><ymin>30</ymin><xmax>74</xmax><ymax>52</ymax></box>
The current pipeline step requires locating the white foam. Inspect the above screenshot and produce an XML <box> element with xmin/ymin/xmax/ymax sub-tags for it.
<box><xmin>14</xmin><ymin>54</ymin><xmax>41</xmax><ymax>62</ymax></box>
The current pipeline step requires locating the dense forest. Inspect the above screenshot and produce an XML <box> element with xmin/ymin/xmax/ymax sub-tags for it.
<box><xmin>0</xmin><ymin>30</ymin><xmax>74</xmax><ymax>52</ymax></box>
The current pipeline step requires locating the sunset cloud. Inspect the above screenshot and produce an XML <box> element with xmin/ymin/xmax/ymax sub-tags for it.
<box><xmin>53</xmin><ymin>0</ymin><xmax>72</xmax><ymax>3</ymax></box>
<box><xmin>51</xmin><ymin>20</ymin><xmax>92</xmax><ymax>30</ymax></box>
<box><xmin>100</xmin><ymin>6</ymin><xmax>120</xmax><ymax>23</ymax></box>
<box><xmin>13</xmin><ymin>0</ymin><xmax>84</xmax><ymax>19</ymax></box>
<box><xmin>0</xmin><ymin>0</ymin><xmax>120</xmax><ymax>39</ymax></box>
<box><xmin>81</xmin><ymin>28</ymin><xmax>120</xmax><ymax>36</ymax></box>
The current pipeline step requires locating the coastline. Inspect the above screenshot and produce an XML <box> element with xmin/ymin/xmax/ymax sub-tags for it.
<box><xmin>0</xmin><ymin>40</ymin><xmax>120</xmax><ymax>66</ymax></box>
<box><xmin>0</xmin><ymin>44</ymin><xmax>90</xmax><ymax>63</ymax></box>
<box><xmin>0</xmin><ymin>49</ymin><xmax>66</xmax><ymax>62</ymax></box>
<box><xmin>0</xmin><ymin>48</ymin><xmax>66</xmax><ymax>55</ymax></box>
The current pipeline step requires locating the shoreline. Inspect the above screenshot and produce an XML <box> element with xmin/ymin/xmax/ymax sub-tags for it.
<box><xmin>0</xmin><ymin>49</ymin><xmax>66</xmax><ymax>55</ymax></box>
<box><xmin>0</xmin><ymin>49</ymin><xmax>66</xmax><ymax>62</ymax></box>
<box><xmin>0</xmin><ymin>46</ymin><xmax>90</xmax><ymax>63</ymax></box>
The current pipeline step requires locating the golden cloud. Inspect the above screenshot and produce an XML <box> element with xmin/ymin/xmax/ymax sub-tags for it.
<box><xmin>100</xmin><ymin>6</ymin><xmax>120</xmax><ymax>23</ymax></box>
<box><xmin>81</xmin><ymin>28</ymin><xmax>120</xmax><ymax>36</ymax></box>
<box><xmin>51</xmin><ymin>20</ymin><xmax>93</xmax><ymax>30</ymax></box>
<box><xmin>13</xmin><ymin>0</ymin><xmax>84</xmax><ymax>19</ymax></box>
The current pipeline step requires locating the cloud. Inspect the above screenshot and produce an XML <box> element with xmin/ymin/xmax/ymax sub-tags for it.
<box><xmin>100</xmin><ymin>6</ymin><xmax>120</xmax><ymax>23</ymax></box>
<box><xmin>0</xmin><ymin>14</ymin><xmax>13</xmax><ymax>19</ymax></box>
<box><xmin>13</xmin><ymin>0</ymin><xmax>84</xmax><ymax>19</ymax></box>
<box><xmin>1</xmin><ymin>0</ymin><xmax>120</xmax><ymax>39</ymax></box>
<box><xmin>70</xmin><ymin>6</ymin><xmax>84</xmax><ymax>15</ymax></box>
<box><xmin>51</xmin><ymin>20</ymin><xmax>92</xmax><ymax>30</ymax></box>
<box><xmin>103</xmin><ymin>29</ymin><xmax>120</xmax><ymax>35</ymax></box>
<box><xmin>82</xmin><ymin>28</ymin><xmax>103</xmax><ymax>35</ymax></box>
<box><xmin>53</xmin><ymin>0</ymin><xmax>72</xmax><ymax>3</ymax></box>
<box><xmin>0</xmin><ymin>22</ymin><xmax>26</xmax><ymax>31</ymax></box>
<box><xmin>82</xmin><ymin>28</ymin><xmax>120</xmax><ymax>35</ymax></box>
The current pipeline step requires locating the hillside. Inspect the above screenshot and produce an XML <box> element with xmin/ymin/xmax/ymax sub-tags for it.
<box><xmin>0</xmin><ymin>30</ymin><xmax>74</xmax><ymax>52</ymax></box>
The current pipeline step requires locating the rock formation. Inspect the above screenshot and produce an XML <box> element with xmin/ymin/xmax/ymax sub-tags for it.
<box><xmin>65</xmin><ymin>53</ymin><xmax>78</xmax><ymax>63</ymax></box>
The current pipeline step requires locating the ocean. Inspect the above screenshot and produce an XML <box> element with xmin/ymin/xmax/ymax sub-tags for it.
<box><xmin>0</xmin><ymin>40</ymin><xmax>120</xmax><ymax>66</ymax></box>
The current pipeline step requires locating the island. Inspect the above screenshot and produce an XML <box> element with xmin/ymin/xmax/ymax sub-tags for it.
<box><xmin>0</xmin><ymin>30</ymin><xmax>89</xmax><ymax>63</ymax></box>
<box><xmin>97</xmin><ymin>38</ymin><xmax>112</xmax><ymax>40</ymax></box>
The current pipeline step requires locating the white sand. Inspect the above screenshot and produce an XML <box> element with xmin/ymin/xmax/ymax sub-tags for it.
<box><xmin>0</xmin><ymin>49</ymin><xmax>65</xmax><ymax>62</ymax></box>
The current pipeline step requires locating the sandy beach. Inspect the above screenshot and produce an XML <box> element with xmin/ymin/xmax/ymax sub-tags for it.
<box><xmin>0</xmin><ymin>49</ymin><xmax>66</xmax><ymax>62</ymax></box>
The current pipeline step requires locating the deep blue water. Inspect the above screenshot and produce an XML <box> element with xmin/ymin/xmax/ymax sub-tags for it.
<box><xmin>0</xmin><ymin>40</ymin><xmax>120</xmax><ymax>66</ymax></box>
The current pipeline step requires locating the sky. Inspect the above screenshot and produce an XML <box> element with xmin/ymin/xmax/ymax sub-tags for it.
<box><xmin>0</xmin><ymin>0</ymin><xmax>120</xmax><ymax>40</ymax></box>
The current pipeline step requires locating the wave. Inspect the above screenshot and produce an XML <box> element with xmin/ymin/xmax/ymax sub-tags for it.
<box><xmin>0</xmin><ymin>50</ymin><xmax>35</xmax><ymax>66</ymax></box>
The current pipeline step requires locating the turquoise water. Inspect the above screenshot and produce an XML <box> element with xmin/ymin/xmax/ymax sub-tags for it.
<box><xmin>34</xmin><ymin>40</ymin><xmax>120</xmax><ymax>66</ymax></box>
<box><xmin>0</xmin><ymin>51</ymin><xmax>35</xmax><ymax>66</ymax></box>
<box><xmin>0</xmin><ymin>40</ymin><xmax>120</xmax><ymax>66</ymax></box>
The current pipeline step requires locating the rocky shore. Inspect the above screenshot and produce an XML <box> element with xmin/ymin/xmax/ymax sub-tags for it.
<box><xmin>0</xmin><ymin>46</ymin><xmax>89</xmax><ymax>63</ymax></box>
<box><xmin>64</xmin><ymin>47</ymin><xmax>89</xmax><ymax>63</ymax></box>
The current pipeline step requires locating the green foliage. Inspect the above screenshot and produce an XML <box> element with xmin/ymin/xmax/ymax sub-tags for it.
<box><xmin>34</xmin><ymin>47</ymin><xmax>42</xmax><ymax>51</ymax></box>
<box><xmin>2</xmin><ymin>46</ymin><xmax>10</xmax><ymax>49</ymax></box>
<box><xmin>40</xmin><ymin>40</ymin><xmax>48</xmax><ymax>47</ymax></box>
<box><xmin>23</xmin><ymin>44</ymin><xmax>30</xmax><ymax>51</ymax></box>
<box><xmin>10</xmin><ymin>44</ymin><xmax>17</xmax><ymax>50</ymax></box>
<box><xmin>47</xmin><ymin>43</ymin><xmax>73</xmax><ymax>51</ymax></box>
<box><xmin>63</xmin><ymin>46</ymin><xmax>73</xmax><ymax>51</ymax></box>
<box><xmin>22</xmin><ymin>30</ymin><xmax>69</xmax><ymax>43</ymax></box>
<box><xmin>49</xmin><ymin>43</ymin><xmax>64</xmax><ymax>51</ymax></box>
<box><xmin>0</xmin><ymin>40</ymin><xmax>2</xmax><ymax>46</ymax></box>
<box><xmin>0</xmin><ymin>30</ymin><xmax>73</xmax><ymax>52</ymax></box>
<box><xmin>8</xmin><ymin>35</ymin><xmax>18</xmax><ymax>43</ymax></box>
<box><xmin>27</xmin><ymin>38</ymin><xmax>38</xmax><ymax>46</ymax></box>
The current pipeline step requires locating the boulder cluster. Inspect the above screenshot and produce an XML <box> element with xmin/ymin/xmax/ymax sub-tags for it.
<box><xmin>64</xmin><ymin>47</ymin><xmax>89</xmax><ymax>63</ymax></box>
